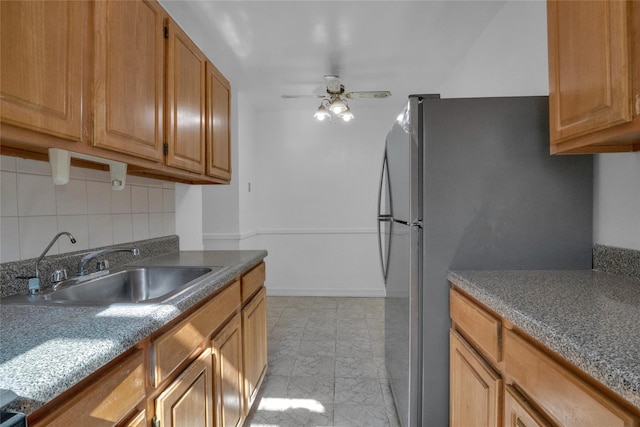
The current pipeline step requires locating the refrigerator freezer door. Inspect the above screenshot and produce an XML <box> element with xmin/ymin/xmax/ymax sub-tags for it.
<box><xmin>385</xmin><ymin>222</ymin><xmax>421</xmax><ymax>427</ymax></box>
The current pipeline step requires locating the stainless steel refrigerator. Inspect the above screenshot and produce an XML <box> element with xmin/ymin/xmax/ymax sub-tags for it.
<box><xmin>377</xmin><ymin>95</ymin><xmax>593</xmax><ymax>426</ymax></box>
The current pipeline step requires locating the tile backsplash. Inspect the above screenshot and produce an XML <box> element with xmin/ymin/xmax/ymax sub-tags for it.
<box><xmin>0</xmin><ymin>155</ymin><xmax>176</xmax><ymax>262</ymax></box>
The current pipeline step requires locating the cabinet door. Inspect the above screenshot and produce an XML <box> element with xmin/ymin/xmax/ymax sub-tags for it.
<box><xmin>548</xmin><ymin>0</ymin><xmax>633</xmax><ymax>144</ymax></box>
<box><xmin>93</xmin><ymin>0</ymin><xmax>164</xmax><ymax>161</ymax></box>
<box><xmin>155</xmin><ymin>348</ymin><xmax>214</xmax><ymax>427</ymax></box>
<box><xmin>212</xmin><ymin>314</ymin><xmax>244</xmax><ymax>427</ymax></box>
<box><xmin>206</xmin><ymin>62</ymin><xmax>232</xmax><ymax>181</ymax></box>
<box><xmin>242</xmin><ymin>287</ymin><xmax>268</xmax><ymax>412</ymax></box>
<box><xmin>0</xmin><ymin>0</ymin><xmax>85</xmax><ymax>142</ymax></box>
<box><xmin>504</xmin><ymin>385</ymin><xmax>554</xmax><ymax>427</ymax></box>
<box><xmin>450</xmin><ymin>330</ymin><xmax>502</xmax><ymax>427</ymax></box>
<box><xmin>122</xmin><ymin>410</ymin><xmax>146</xmax><ymax>427</ymax></box>
<box><xmin>30</xmin><ymin>350</ymin><xmax>145</xmax><ymax>427</ymax></box>
<box><xmin>165</xmin><ymin>18</ymin><xmax>206</xmax><ymax>173</ymax></box>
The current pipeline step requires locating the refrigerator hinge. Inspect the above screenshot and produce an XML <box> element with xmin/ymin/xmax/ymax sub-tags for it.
<box><xmin>412</xmin><ymin>220</ymin><xmax>423</xmax><ymax>227</ymax></box>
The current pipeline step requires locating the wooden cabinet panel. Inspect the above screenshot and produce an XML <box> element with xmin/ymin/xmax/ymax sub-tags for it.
<box><xmin>241</xmin><ymin>262</ymin><xmax>266</xmax><ymax>303</ymax></box>
<box><xmin>504</xmin><ymin>385</ymin><xmax>554</xmax><ymax>427</ymax></box>
<box><xmin>547</xmin><ymin>0</ymin><xmax>640</xmax><ymax>153</ymax></box>
<box><xmin>93</xmin><ymin>0</ymin><xmax>164</xmax><ymax>161</ymax></box>
<box><xmin>450</xmin><ymin>289</ymin><xmax>501</xmax><ymax>364</ymax></box>
<box><xmin>0</xmin><ymin>0</ymin><xmax>85</xmax><ymax>142</ymax></box>
<box><xmin>548</xmin><ymin>0</ymin><xmax>631</xmax><ymax>142</ymax></box>
<box><xmin>165</xmin><ymin>18</ymin><xmax>206</xmax><ymax>173</ymax></box>
<box><xmin>212</xmin><ymin>314</ymin><xmax>245</xmax><ymax>427</ymax></box>
<box><xmin>152</xmin><ymin>280</ymin><xmax>241</xmax><ymax>387</ymax></box>
<box><xmin>206</xmin><ymin>62</ymin><xmax>232</xmax><ymax>181</ymax></box>
<box><xmin>503</xmin><ymin>328</ymin><xmax>636</xmax><ymax>427</ymax></box>
<box><xmin>155</xmin><ymin>348</ymin><xmax>214</xmax><ymax>427</ymax></box>
<box><xmin>123</xmin><ymin>410</ymin><xmax>146</xmax><ymax>427</ymax></box>
<box><xmin>450</xmin><ymin>330</ymin><xmax>502</xmax><ymax>427</ymax></box>
<box><xmin>242</xmin><ymin>287</ymin><xmax>268</xmax><ymax>412</ymax></box>
<box><xmin>30</xmin><ymin>349</ymin><xmax>145</xmax><ymax>427</ymax></box>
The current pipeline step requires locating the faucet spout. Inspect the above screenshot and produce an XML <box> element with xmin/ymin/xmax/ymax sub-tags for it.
<box><xmin>77</xmin><ymin>247</ymin><xmax>140</xmax><ymax>276</ymax></box>
<box><xmin>35</xmin><ymin>232</ymin><xmax>77</xmax><ymax>279</ymax></box>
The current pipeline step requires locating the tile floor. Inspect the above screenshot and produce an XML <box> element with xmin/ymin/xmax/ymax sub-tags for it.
<box><xmin>245</xmin><ymin>296</ymin><xmax>401</xmax><ymax>427</ymax></box>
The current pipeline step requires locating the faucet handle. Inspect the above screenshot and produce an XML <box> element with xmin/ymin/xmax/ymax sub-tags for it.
<box><xmin>97</xmin><ymin>260</ymin><xmax>110</xmax><ymax>271</ymax></box>
<box><xmin>50</xmin><ymin>269</ymin><xmax>68</xmax><ymax>284</ymax></box>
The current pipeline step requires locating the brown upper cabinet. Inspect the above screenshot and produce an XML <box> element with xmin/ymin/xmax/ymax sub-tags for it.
<box><xmin>547</xmin><ymin>0</ymin><xmax>640</xmax><ymax>154</ymax></box>
<box><xmin>93</xmin><ymin>0</ymin><xmax>165</xmax><ymax>162</ymax></box>
<box><xmin>0</xmin><ymin>1</ymin><xmax>88</xmax><ymax>146</ymax></box>
<box><xmin>0</xmin><ymin>0</ymin><xmax>231</xmax><ymax>184</ymax></box>
<box><xmin>165</xmin><ymin>17</ymin><xmax>206</xmax><ymax>174</ymax></box>
<box><xmin>206</xmin><ymin>62</ymin><xmax>232</xmax><ymax>181</ymax></box>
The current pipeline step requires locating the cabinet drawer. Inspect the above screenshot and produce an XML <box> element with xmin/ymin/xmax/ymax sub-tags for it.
<box><xmin>450</xmin><ymin>289</ymin><xmax>501</xmax><ymax>363</ymax></box>
<box><xmin>241</xmin><ymin>262</ymin><xmax>265</xmax><ymax>303</ymax></box>
<box><xmin>504</xmin><ymin>385</ymin><xmax>553</xmax><ymax>427</ymax></box>
<box><xmin>152</xmin><ymin>280</ymin><xmax>241</xmax><ymax>386</ymax></box>
<box><xmin>503</xmin><ymin>329</ymin><xmax>636</xmax><ymax>427</ymax></box>
<box><xmin>30</xmin><ymin>349</ymin><xmax>145</xmax><ymax>427</ymax></box>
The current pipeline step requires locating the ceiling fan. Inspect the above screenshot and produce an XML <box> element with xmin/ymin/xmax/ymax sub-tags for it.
<box><xmin>282</xmin><ymin>75</ymin><xmax>391</xmax><ymax>122</ymax></box>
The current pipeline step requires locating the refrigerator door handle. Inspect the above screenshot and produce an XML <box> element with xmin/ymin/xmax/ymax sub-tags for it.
<box><xmin>377</xmin><ymin>151</ymin><xmax>392</xmax><ymax>219</ymax></box>
<box><xmin>377</xmin><ymin>151</ymin><xmax>392</xmax><ymax>283</ymax></box>
<box><xmin>377</xmin><ymin>218</ymin><xmax>391</xmax><ymax>283</ymax></box>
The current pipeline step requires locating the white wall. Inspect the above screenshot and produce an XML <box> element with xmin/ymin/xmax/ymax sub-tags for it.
<box><xmin>0</xmin><ymin>155</ymin><xmax>176</xmax><ymax>262</ymax></box>
<box><xmin>438</xmin><ymin>0</ymin><xmax>548</xmax><ymax>98</ymax></box>
<box><xmin>593</xmin><ymin>153</ymin><xmax>640</xmax><ymax>250</ymax></box>
<box><xmin>175</xmin><ymin>184</ymin><xmax>203</xmax><ymax>250</ymax></box>
<box><xmin>247</xmin><ymin>106</ymin><xmax>395</xmax><ymax>296</ymax></box>
<box><xmin>204</xmin><ymin>101</ymin><xmax>394</xmax><ymax>296</ymax></box>
<box><xmin>201</xmin><ymin>88</ymin><xmax>242</xmax><ymax>250</ymax></box>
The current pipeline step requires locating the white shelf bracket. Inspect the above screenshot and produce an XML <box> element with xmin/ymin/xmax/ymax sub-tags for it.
<box><xmin>48</xmin><ymin>148</ymin><xmax>128</xmax><ymax>190</ymax></box>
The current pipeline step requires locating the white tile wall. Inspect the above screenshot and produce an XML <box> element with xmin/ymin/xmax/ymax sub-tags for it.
<box><xmin>0</xmin><ymin>155</ymin><xmax>176</xmax><ymax>262</ymax></box>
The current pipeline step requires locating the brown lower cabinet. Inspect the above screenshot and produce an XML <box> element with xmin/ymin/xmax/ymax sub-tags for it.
<box><xmin>449</xmin><ymin>286</ymin><xmax>640</xmax><ymax>427</ymax></box>
<box><xmin>26</xmin><ymin>262</ymin><xmax>268</xmax><ymax>427</ymax></box>
<box><xmin>212</xmin><ymin>314</ymin><xmax>245</xmax><ymax>427</ymax></box>
<box><xmin>155</xmin><ymin>348</ymin><xmax>214</xmax><ymax>427</ymax></box>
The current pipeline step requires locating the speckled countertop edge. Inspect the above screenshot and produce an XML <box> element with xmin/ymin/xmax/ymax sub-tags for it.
<box><xmin>0</xmin><ymin>249</ymin><xmax>267</xmax><ymax>415</ymax></box>
<box><xmin>448</xmin><ymin>270</ymin><xmax>640</xmax><ymax>410</ymax></box>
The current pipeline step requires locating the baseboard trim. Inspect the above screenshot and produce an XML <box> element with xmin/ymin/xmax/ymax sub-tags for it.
<box><xmin>265</xmin><ymin>286</ymin><xmax>385</xmax><ymax>298</ymax></box>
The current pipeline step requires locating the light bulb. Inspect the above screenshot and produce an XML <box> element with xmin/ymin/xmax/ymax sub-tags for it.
<box><xmin>329</xmin><ymin>98</ymin><xmax>348</xmax><ymax>114</ymax></box>
<box><xmin>314</xmin><ymin>104</ymin><xmax>331</xmax><ymax>121</ymax></box>
<box><xmin>338</xmin><ymin>107</ymin><xmax>354</xmax><ymax>122</ymax></box>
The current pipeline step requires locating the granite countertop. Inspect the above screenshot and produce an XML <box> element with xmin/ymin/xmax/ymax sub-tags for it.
<box><xmin>0</xmin><ymin>250</ymin><xmax>267</xmax><ymax>415</ymax></box>
<box><xmin>448</xmin><ymin>269</ymin><xmax>640</xmax><ymax>409</ymax></box>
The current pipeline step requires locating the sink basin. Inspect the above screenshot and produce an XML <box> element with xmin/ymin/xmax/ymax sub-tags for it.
<box><xmin>2</xmin><ymin>266</ymin><xmax>226</xmax><ymax>306</ymax></box>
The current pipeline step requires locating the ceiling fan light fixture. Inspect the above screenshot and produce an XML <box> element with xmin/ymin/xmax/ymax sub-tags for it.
<box><xmin>338</xmin><ymin>107</ymin><xmax>354</xmax><ymax>122</ymax></box>
<box><xmin>328</xmin><ymin>97</ymin><xmax>348</xmax><ymax>115</ymax></box>
<box><xmin>313</xmin><ymin>103</ymin><xmax>331</xmax><ymax>121</ymax></box>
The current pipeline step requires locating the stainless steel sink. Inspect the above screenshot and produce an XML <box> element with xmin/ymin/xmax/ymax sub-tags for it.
<box><xmin>2</xmin><ymin>266</ymin><xmax>226</xmax><ymax>306</ymax></box>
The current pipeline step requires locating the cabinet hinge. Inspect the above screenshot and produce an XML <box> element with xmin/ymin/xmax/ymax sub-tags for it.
<box><xmin>163</xmin><ymin>142</ymin><xmax>169</xmax><ymax>155</ymax></box>
<box><xmin>152</xmin><ymin>416</ymin><xmax>160</xmax><ymax>427</ymax></box>
<box><xmin>163</xmin><ymin>26</ymin><xmax>168</xmax><ymax>39</ymax></box>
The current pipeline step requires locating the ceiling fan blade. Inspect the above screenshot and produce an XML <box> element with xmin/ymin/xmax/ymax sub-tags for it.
<box><xmin>281</xmin><ymin>94</ymin><xmax>324</xmax><ymax>99</ymax></box>
<box><xmin>345</xmin><ymin>91</ymin><xmax>392</xmax><ymax>99</ymax></box>
<box><xmin>324</xmin><ymin>75</ymin><xmax>341</xmax><ymax>94</ymax></box>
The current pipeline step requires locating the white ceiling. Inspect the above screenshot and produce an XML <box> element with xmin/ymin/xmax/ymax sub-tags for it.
<box><xmin>159</xmin><ymin>0</ymin><xmax>508</xmax><ymax>112</ymax></box>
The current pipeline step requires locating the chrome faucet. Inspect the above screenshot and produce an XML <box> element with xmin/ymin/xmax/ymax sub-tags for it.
<box><xmin>30</xmin><ymin>231</ymin><xmax>77</xmax><ymax>294</ymax></box>
<box><xmin>77</xmin><ymin>247</ymin><xmax>140</xmax><ymax>276</ymax></box>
